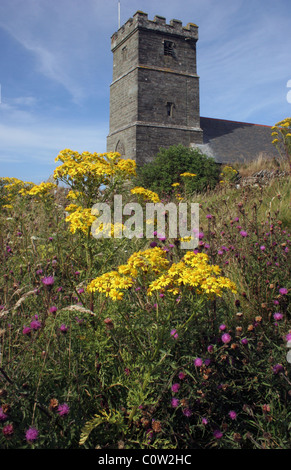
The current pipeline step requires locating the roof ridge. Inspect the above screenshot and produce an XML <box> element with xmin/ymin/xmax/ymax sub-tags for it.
<box><xmin>200</xmin><ymin>116</ymin><xmax>272</xmax><ymax>128</ymax></box>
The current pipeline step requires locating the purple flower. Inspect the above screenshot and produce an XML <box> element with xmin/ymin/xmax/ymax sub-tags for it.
<box><xmin>241</xmin><ymin>338</ymin><xmax>248</xmax><ymax>345</ymax></box>
<box><xmin>171</xmin><ymin>383</ymin><xmax>180</xmax><ymax>393</ymax></box>
<box><xmin>202</xmin><ymin>417</ymin><xmax>208</xmax><ymax>425</ymax></box>
<box><xmin>206</xmin><ymin>214</ymin><xmax>213</xmax><ymax>219</ymax></box>
<box><xmin>22</xmin><ymin>326</ymin><xmax>31</xmax><ymax>335</ymax></box>
<box><xmin>260</xmin><ymin>245</ymin><xmax>266</xmax><ymax>251</ymax></box>
<box><xmin>273</xmin><ymin>312</ymin><xmax>283</xmax><ymax>321</ymax></box>
<box><xmin>171</xmin><ymin>398</ymin><xmax>179</xmax><ymax>408</ymax></box>
<box><xmin>272</xmin><ymin>363</ymin><xmax>284</xmax><ymax>374</ymax></box>
<box><xmin>170</xmin><ymin>329</ymin><xmax>178</xmax><ymax>339</ymax></box>
<box><xmin>213</xmin><ymin>429</ymin><xmax>223</xmax><ymax>439</ymax></box>
<box><xmin>240</xmin><ymin>230</ymin><xmax>248</xmax><ymax>237</ymax></box>
<box><xmin>150</xmin><ymin>241</ymin><xmax>157</xmax><ymax>248</ymax></box>
<box><xmin>285</xmin><ymin>333</ymin><xmax>291</xmax><ymax>342</ymax></box>
<box><xmin>228</xmin><ymin>410</ymin><xmax>237</xmax><ymax>420</ymax></box>
<box><xmin>279</xmin><ymin>288</ymin><xmax>288</xmax><ymax>295</ymax></box>
<box><xmin>221</xmin><ymin>333</ymin><xmax>231</xmax><ymax>344</ymax></box>
<box><xmin>198</xmin><ymin>232</ymin><xmax>204</xmax><ymax>240</ymax></box>
<box><xmin>219</xmin><ymin>324</ymin><xmax>226</xmax><ymax>331</ymax></box>
<box><xmin>194</xmin><ymin>357</ymin><xmax>203</xmax><ymax>367</ymax></box>
<box><xmin>178</xmin><ymin>372</ymin><xmax>186</xmax><ymax>380</ymax></box>
<box><xmin>49</xmin><ymin>306</ymin><xmax>57</xmax><ymax>314</ymax></box>
<box><xmin>59</xmin><ymin>324</ymin><xmax>68</xmax><ymax>334</ymax></box>
<box><xmin>25</xmin><ymin>427</ymin><xmax>39</xmax><ymax>443</ymax></box>
<box><xmin>57</xmin><ymin>403</ymin><xmax>70</xmax><ymax>416</ymax></box>
<box><xmin>0</xmin><ymin>407</ymin><xmax>8</xmax><ymax>422</ymax></box>
<box><xmin>2</xmin><ymin>423</ymin><xmax>14</xmax><ymax>437</ymax></box>
<box><xmin>183</xmin><ymin>408</ymin><xmax>192</xmax><ymax>417</ymax></box>
<box><xmin>30</xmin><ymin>320</ymin><xmax>42</xmax><ymax>330</ymax></box>
<box><xmin>42</xmin><ymin>276</ymin><xmax>54</xmax><ymax>286</ymax></box>
<box><xmin>207</xmin><ymin>345</ymin><xmax>214</xmax><ymax>353</ymax></box>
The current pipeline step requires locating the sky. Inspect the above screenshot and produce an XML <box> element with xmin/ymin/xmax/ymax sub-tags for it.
<box><xmin>1</xmin><ymin>0</ymin><xmax>291</xmax><ymax>183</ymax></box>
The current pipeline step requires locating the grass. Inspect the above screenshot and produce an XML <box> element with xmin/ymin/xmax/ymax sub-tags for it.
<box><xmin>0</xmin><ymin>155</ymin><xmax>290</xmax><ymax>450</ymax></box>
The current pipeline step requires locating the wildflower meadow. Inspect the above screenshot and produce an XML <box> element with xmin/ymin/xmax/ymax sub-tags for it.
<box><xmin>0</xmin><ymin>121</ymin><xmax>290</xmax><ymax>450</ymax></box>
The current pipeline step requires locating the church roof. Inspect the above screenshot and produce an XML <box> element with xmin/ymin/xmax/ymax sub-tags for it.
<box><xmin>199</xmin><ymin>117</ymin><xmax>278</xmax><ymax>164</ymax></box>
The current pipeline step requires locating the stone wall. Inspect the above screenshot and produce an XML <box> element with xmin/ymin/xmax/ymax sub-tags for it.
<box><xmin>107</xmin><ymin>11</ymin><xmax>203</xmax><ymax>163</ymax></box>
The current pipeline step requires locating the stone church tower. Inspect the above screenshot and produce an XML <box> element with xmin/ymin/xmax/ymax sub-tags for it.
<box><xmin>107</xmin><ymin>11</ymin><xmax>203</xmax><ymax>164</ymax></box>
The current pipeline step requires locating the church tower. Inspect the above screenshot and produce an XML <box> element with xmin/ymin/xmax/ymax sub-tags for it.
<box><xmin>107</xmin><ymin>11</ymin><xmax>203</xmax><ymax>164</ymax></box>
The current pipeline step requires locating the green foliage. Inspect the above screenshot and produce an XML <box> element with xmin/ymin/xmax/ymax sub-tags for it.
<box><xmin>0</xmin><ymin>155</ymin><xmax>290</xmax><ymax>450</ymax></box>
<box><xmin>135</xmin><ymin>145</ymin><xmax>221</xmax><ymax>196</ymax></box>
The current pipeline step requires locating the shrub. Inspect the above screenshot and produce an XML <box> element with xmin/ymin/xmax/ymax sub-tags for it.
<box><xmin>135</xmin><ymin>145</ymin><xmax>221</xmax><ymax>197</ymax></box>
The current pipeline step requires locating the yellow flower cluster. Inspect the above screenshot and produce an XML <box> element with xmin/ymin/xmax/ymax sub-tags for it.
<box><xmin>219</xmin><ymin>165</ymin><xmax>238</xmax><ymax>185</ymax></box>
<box><xmin>180</xmin><ymin>172</ymin><xmax>197</xmax><ymax>177</ymax></box>
<box><xmin>24</xmin><ymin>182</ymin><xmax>57</xmax><ymax>198</ymax></box>
<box><xmin>118</xmin><ymin>246</ymin><xmax>169</xmax><ymax>277</ymax></box>
<box><xmin>271</xmin><ymin>118</ymin><xmax>291</xmax><ymax>143</ymax></box>
<box><xmin>130</xmin><ymin>186</ymin><xmax>160</xmax><ymax>203</ymax></box>
<box><xmin>65</xmin><ymin>207</ymin><xmax>97</xmax><ymax>234</ymax></box>
<box><xmin>147</xmin><ymin>251</ymin><xmax>237</xmax><ymax>298</ymax></box>
<box><xmin>87</xmin><ymin>271</ymin><xmax>134</xmax><ymax>301</ymax></box>
<box><xmin>1</xmin><ymin>177</ymin><xmax>34</xmax><ymax>208</ymax></box>
<box><xmin>54</xmin><ymin>149</ymin><xmax>136</xmax><ymax>184</ymax></box>
<box><xmin>92</xmin><ymin>222</ymin><xmax>125</xmax><ymax>238</ymax></box>
<box><xmin>87</xmin><ymin>247</ymin><xmax>169</xmax><ymax>300</ymax></box>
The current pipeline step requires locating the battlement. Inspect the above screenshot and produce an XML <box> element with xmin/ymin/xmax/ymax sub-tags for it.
<box><xmin>111</xmin><ymin>11</ymin><xmax>198</xmax><ymax>51</ymax></box>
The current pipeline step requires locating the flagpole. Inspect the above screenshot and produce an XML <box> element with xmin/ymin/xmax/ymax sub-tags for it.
<box><xmin>118</xmin><ymin>1</ymin><xmax>120</xmax><ymax>29</ymax></box>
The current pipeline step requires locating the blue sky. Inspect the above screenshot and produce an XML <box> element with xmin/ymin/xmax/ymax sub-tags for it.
<box><xmin>1</xmin><ymin>0</ymin><xmax>291</xmax><ymax>183</ymax></box>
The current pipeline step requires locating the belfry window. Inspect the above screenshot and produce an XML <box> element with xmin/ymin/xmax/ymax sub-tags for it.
<box><xmin>164</xmin><ymin>40</ymin><xmax>175</xmax><ymax>57</ymax></box>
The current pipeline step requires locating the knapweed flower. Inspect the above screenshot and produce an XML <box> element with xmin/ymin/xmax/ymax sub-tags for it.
<box><xmin>260</xmin><ymin>245</ymin><xmax>266</xmax><ymax>251</ymax></box>
<box><xmin>42</xmin><ymin>276</ymin><xmax>54</xmax><ymax>287</ymax></box>
<box><xmin>228</xmin><ymin>410</ymin><xmax>237</xmax><ymax>420</ymax></box>
<box><xmin>219</xmin><ymin>324</ymin><xmax>226</xmax><ymax>331</ymax></box>
<box><xmin>240</xmin><ymin>230</ymin><xmax>248</xmax><ymax>237</ymax></box>
<box><xmin>57</xmin><ymin>403</ymin><xmax>70</xmax><ymax>416</ymax></box>
<box><xmin>279</xmin><ymin>287</ymin><xmax>288</xmax><ymax>295</ymax></box>
<box><xmin>194</xmin><ymin>357</ymin><xmax>203</xmax><ymax>367</ymax></box>
<box><xmin>49</xmin><ymin>306</ymin><xmax>57</xmax><ymax>314</ymax></box>
<box><xmin>202</xmin><ymin>417</ymin><xmax>208</xmax><ymax>425</ymax></box>
<box><xmin>273</xmin><ymin>312</ymin><xmax>283</xmax><ymax>321</ymax></box>
<box><xmin>171</xmin><ymin>383</ymin><xmax>180</xmax><ymax>393</ymax></box>
<box><xmin>30</xmin><ymin>319</ymin><xmax>42</xmax><ymax>330</ymax></box>
<box><xmin>272</xmin><ymin>363</ymin><xmax>284</xmax><ymax>374</ymax></box>
<box><xmin>0</xmin><ymin>407</ymin><xmax>8</xmax><ymax>422</ymax></box>
<box><xmin>178</xmin><ymin>372</ymin><xmax>186</xmax><ymax>380</ymax></box>
<box><xmin>22</xmin><ymin>326</ymin><xmax>31</xmax><ymax>335</ymax></box>
<box><xmin>59</xmin><ymin>324</ymin><xmax>68</xmax><ymax>334</ymax></box>
<box><xmin>241</xmin><ymin>338</ymin><xmax>248</xmax><ymax>345</ymax></box>
<box><xmin>171</xmin><ymin>398</ymin><xmax>179</xmax><ymax>408</ymax></box>
<box><xmin>2</xmin><ymin>423</ymin><xmax>14</xmax><ymax>438</ymax></box>
<box><xmin>170</xmin><ymin>329</ymin><xmax>178</xmax><ymax>339</ymax></box>
<box><xmin>213</xmin><ymin>429</ymin><xmax>223</xmax><ymax>439</ymax></box>
<box><xmin>183</xmin><ymin>408</ymin><xmax>192</xmax><ymax>417</ymax></box>
<box><xmin>221</xmin><ymin>333</ymin><xmax>231</xmax><ymax>344</ymax></box>
<box><xmin>25</xmin><ymin>426</ymin><xmax>39</xmax><ymax>443</ymax></box>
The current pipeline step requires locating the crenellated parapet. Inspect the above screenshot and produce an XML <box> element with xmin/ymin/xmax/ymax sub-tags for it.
<box><xmin>111</xmin><ymin>11</ymin><xmax>198</xmax><ymax>51</ymax></box>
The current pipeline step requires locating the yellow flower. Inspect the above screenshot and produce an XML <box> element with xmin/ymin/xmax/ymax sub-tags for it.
<box><xmin>131</xmin><ymin>186</ymin><xmax>160</xmax><ymax>203</ymax></box>
<box><xmin>180</xmin><ymin>172</ymin><xmax>197</xmax><ymax>177</ymax></box>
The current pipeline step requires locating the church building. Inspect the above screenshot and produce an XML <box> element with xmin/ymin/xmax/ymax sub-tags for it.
<box><xmin>107</xmin><ymin>11</ymin><xmax>278</xmax><ymax>165</ymax></box>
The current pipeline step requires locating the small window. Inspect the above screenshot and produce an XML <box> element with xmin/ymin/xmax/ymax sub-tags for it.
<box><xmin>122</xmin><ymin>46</ymin><xmax>127</xmax><ymax>60</ymax></box>
<box><xmin>164</xmin><ymin>40</ymin><xmax>175</xmax><ymax>57</ymax></box>
<box><xmin>166</xmin><ymin>102</ymin><xmax>175</xmax><ymax>117</ymax></box>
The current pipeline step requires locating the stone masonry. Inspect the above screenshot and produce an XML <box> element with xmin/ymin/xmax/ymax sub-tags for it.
<box><xmin>107</xmin><ymin>11</ymin><xmax>203</xmax><ymax>165</ymax></box>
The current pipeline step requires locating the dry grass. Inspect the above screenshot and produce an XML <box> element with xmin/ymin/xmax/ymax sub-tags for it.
<box><xmin>232</xmin><ymin>152</ymin><xmax>288</xmax><ymax>177</ymax></box>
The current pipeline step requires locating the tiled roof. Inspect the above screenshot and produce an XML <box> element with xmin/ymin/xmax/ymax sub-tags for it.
<box><xmin>198</xmin><ymin>117</ymin><xmax>278</xmax><ymax>164</ymax></box>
